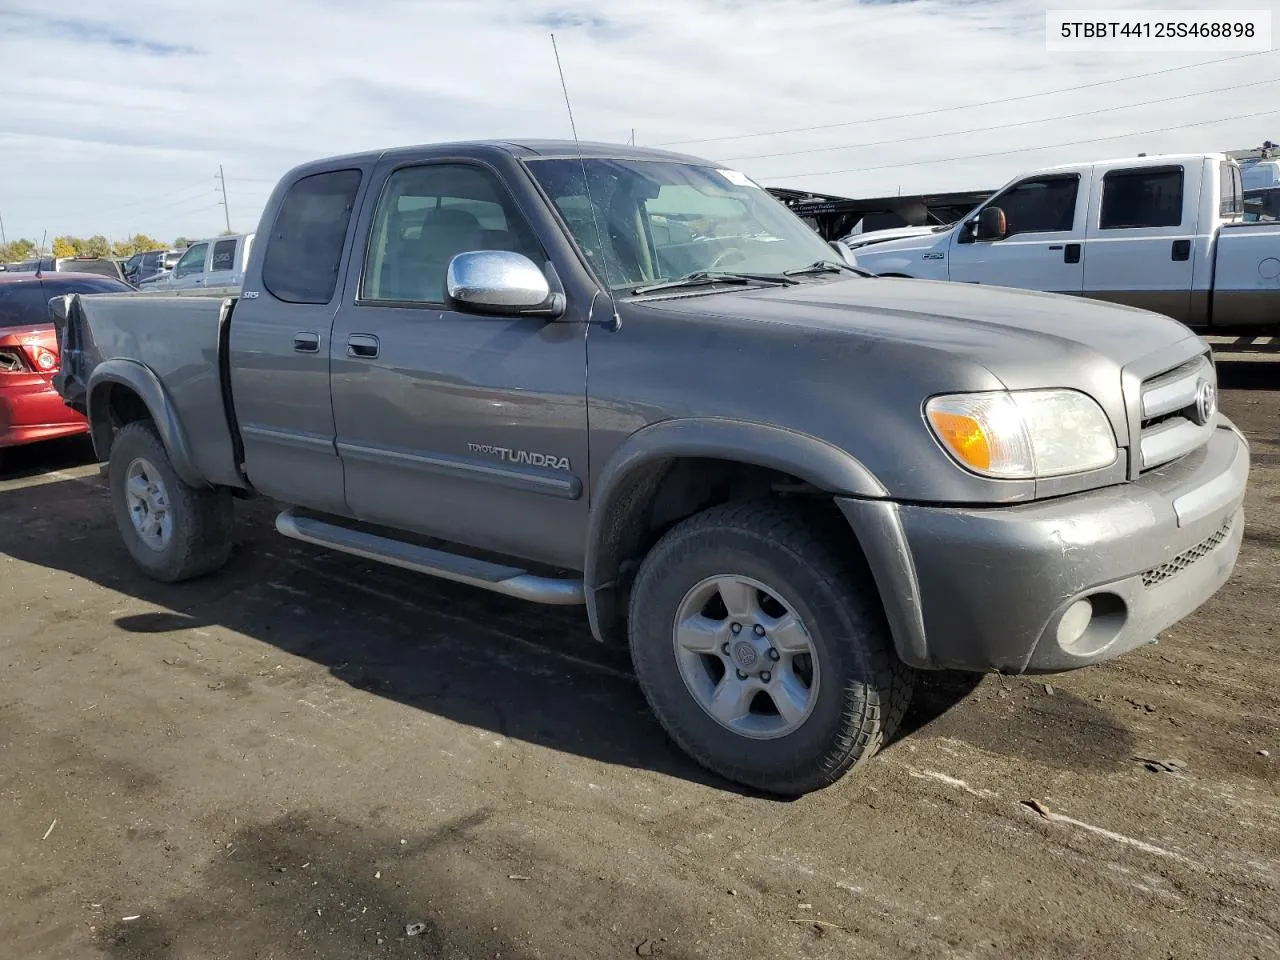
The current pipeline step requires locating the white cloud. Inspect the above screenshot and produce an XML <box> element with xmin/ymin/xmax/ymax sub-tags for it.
<box><xmin>0</xmin><ymin>0</ymin><xmax>1275</xmax><ymax>244</ymax></box>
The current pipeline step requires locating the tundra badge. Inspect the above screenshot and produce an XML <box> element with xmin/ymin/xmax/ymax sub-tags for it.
<box><xmin>468</xmin><ymin>443</ymin><xmax>571</xmax><ymax>472</ymax></box>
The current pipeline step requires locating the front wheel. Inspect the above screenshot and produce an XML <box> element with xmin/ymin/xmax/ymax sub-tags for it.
<box><xmin>628</xmin><ymin>501</ymin><xmax>913</xmax><ymax>796</ymax></box>
<box><xmin>108</xmin><ymin>421</ymin><xmax>234</xmax><ymax>583</ymax></box>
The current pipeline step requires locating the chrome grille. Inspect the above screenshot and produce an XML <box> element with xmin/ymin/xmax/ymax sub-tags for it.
<box><xmin>1141</xmin><ymin>517</ymin><xmax>1232</xmax><ymax>587</ymax></box>
<box><xmin>1136</xmin><ymin>354</ymin><xmax>1216</xmax><ymax>473</ymax></box>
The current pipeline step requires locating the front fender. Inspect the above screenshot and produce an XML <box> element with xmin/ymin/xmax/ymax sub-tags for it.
<box><xmin>583</xmin><ymin>417</ymin><xmax>887</xmax><ymax>644</ymax></box>
<box><xmin>87</xmin><ymin>359</ymin><xmax>206</xmax><ymax>488</ymax></box>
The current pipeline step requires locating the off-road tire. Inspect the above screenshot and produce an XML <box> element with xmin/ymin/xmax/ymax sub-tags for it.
<box><xmin>628</xmin><ymin>500</ymin><xmax>913</xmax><ymax>796</ymax></box>
<box><xmin>108</xmin><ymin>421</ymin><xmax>234</xmax><ymax>582</ymax></box>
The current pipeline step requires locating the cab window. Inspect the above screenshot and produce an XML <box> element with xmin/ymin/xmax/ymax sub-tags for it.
<box><xmin>361</xmin><ymin>163</ymin><xmax>543</xmax><ymax>304</ymax></box>
<box><xmin>988</xmin><ymin>176</ymin><xmax>1078</xmax><ymax>237</ymax></box>
<box><xmin>173</xmin><ymin>243</ymin><xmax>208</xmax><ymax>279</ymax></box>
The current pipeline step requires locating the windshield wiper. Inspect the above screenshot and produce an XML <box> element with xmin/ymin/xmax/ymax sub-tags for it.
<box><xmin>782</xmin><ymin>259</ymin><xmax>875</xmax><ymax>278</ymax></box>
<box><xmin>632</xmin><ymin>270</ymin><xmax>798</xmax><ymax>295</ymax></box>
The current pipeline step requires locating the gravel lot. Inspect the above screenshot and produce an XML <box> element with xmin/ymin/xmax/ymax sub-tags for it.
<box><xmin>1</xmin><ymin>359</ymin><xmax>1276</xmax><ymax>960</ymax></box>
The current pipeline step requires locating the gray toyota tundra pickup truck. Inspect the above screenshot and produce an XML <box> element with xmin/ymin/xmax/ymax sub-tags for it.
<box><xmin>51</xmin><ymin>140</ymin><xmax>1250</xmax><ymax>796</ymax></box>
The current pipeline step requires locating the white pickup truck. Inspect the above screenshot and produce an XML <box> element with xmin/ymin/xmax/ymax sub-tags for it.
<box><xmin>140</xmin><ymin>233</ymin><xmax>254</xmax><ymax>297</ymax></box>
<box><xmin>850</xmin><ymin>153</ymin><xmax>1279</xmax><ymax>330</ymax></box>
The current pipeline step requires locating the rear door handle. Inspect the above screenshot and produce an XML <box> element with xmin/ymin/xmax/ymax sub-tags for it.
<box><xmin>1063</xmin><ymin>243</ymin><xmax>1081</xmax><ymax>264</ymax></box>
<box><xmin>1171</xmin><ymin>239</ymin><xmax>1191</xmax><ymax>261</ymax></box>
<box><xmin>347</xmin><ymin>334</ymin><xmax>380</xmax><ymax>359</ymax></box>
<box><xmin>294</xmin><ymin>331</ymin><xmax>320</xmax><ymax>353</ymax></box>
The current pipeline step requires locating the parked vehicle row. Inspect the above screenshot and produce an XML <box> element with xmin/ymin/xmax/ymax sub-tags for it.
<box><xmin>2</xmin><ymin>256</ymin><xmax>126</xmax><ymax>283</ymax></box>
<box><xmin>52</xmin><ymin>139</ymin><xmax>1248</xmax><ymax>796</ymax></box>
<box><xmin>848</xmin><ymin>152</ymin><xmax>1279</xmax><ymax>331</ymax></box>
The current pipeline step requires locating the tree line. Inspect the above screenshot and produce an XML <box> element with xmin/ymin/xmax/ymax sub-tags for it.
<box><xmin>1</xmin><ymin>233</ymin><xmax>223</xmax><ymax>264</ymax></box>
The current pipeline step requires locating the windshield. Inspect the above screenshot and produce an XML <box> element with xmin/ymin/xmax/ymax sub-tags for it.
<box><xmin>526</xmin><ymin>158</ymin><xmax>839</xmax><ymax>291</ymax></box>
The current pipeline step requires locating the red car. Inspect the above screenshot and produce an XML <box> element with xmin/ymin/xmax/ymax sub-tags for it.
<box><xmin>0</xmin><ymin>272</ymin><xmax>132</xmax><ymax>467</ymax></box>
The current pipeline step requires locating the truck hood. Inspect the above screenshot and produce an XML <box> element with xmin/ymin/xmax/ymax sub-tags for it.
<box><xmin>635</xmin><ymin>276</ymin><xmax>1205</xmax><ymax>442</ymax></box>
<box><xmin>642</xmin><ymin>275</ymin><xmax>1199</xmax><ymax>374</ymax></box>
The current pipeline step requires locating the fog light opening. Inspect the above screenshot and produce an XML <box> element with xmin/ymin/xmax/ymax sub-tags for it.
<box><xmin>1057</xmin><ymin>593</ymin><xmax>1127</xmax><ymax>657</ymax></box>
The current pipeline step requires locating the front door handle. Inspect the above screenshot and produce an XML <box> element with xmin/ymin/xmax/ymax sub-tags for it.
<box><xmin>347</xmin><ymin>334</ymin><xmax>380</xmax><ymax>359</ymax></box>
<box><xmin>294</xmin><ymin>331</ymin><xmax>320</xmax><ymax>353</ymax></box>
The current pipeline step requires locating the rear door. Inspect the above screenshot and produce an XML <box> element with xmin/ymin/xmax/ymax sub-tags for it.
<box><xmin>1082</xmin><ymin>164</ymin><xmax>1197</xmax><ymax>322</ymax></box>
<box><xmin>228</xmin><ymin>168</ymin><xmax>368</xmax><ymax>514</ymax></box>
<box><xmin>328</xmin><ymin>159</ymin><xmax>589</xmax><ymax>570</ymax></box>
<box><xmin>947</xmin><ymin>173</ymin><xmax>1088</xmax><ymax>294</ymax></box>
<box><xmin>168</xmin><ymin>242</ymin><xmax>208</xmax><ymax>293</ymax></box>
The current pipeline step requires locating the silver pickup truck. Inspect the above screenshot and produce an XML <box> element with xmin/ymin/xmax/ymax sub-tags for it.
<box><xmin>52</xmin><ymin>140</ymin><xmax>1249</xmax><ymax>795</ymax></box>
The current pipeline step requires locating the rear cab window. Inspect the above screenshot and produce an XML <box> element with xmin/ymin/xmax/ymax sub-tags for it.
<box><xmin>210</xmin><ymin>238</ymin><xmax>238</xmax><ymax>272</ymax></box>
<box><xmin>263</xmin><ymin>169</ymin><xmax>363</xmax><ymax>304</ymax></box>
<box><xmin>1220</xmin><ymin>162</ymin><xmax>1244</xmax><ymax>218</ymax></box>
<box><xmin>1099</xmin><ymin>167</ymin><xmax>1184</xmax><ymax>229</ymax></box>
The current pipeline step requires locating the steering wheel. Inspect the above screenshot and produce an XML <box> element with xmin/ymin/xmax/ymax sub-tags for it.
<box><xmin>708</xmin><ymin>247</ymin><xmax>747</xmax><ymax>271</ymax></box>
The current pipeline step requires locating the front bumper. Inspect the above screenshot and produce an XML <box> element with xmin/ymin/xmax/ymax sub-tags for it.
<box><xmin>838</xmin><ymin>419</ymin><xmax>1249</xmax><ymax>674</ymax></box>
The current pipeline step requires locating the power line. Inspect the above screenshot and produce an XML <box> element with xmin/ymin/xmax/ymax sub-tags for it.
<box><xmin>725</xmin><ymin>76</ymin><xmax>1280</xmax><ymax>163</ymax></box>
<box><xmin>653</xmin><ymin>49</ymin><xmax>1274</xmax><ymax>148</ymax></box>
<box><xmin>38</xmin><ymin>179</ymin><xmax>212</xmax><ymax>227</ymax></box>
<box><xmin>761</xmin><ymin>108</ymin><xmax>1280</xmax><ymax>182</ymax></box>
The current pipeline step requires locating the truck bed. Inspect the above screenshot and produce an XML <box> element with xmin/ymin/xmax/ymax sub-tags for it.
<box><xmin>1213</xmin><ymin>221</ymin><xmax>1280</xmax><ymax>327</ymax></box>
<box><xmin>53</xmin><ymin>293</ymin><xmax>244</xmax><ymax>488</ymax></box>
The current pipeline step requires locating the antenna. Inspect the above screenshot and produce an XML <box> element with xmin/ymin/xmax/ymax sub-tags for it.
<box><xmin>36</xmin><ymin>230</ymin><xmax>47</xmax><ymax>277</ymax></box>
<box><xmin>550</xmin><ymin>33</ymin><xmax>621</xmax><ymax>331</ymax></box>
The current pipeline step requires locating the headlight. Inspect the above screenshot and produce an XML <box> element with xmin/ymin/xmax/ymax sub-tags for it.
<box><xmin>925</xmin><ymin>389</ymin><xmax>1117</xmax><ymax>479</ymax></box>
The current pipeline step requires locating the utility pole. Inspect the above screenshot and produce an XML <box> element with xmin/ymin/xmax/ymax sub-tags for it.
<box><xmin>629</xmin><ymin>128</ymin><xmax>635</xmax><ymax>146</ymax></box>
<box><xmin>216</xmin><ymin>165</ymin><xmax>232</xmax><ymax>233</ymax></box>
<box><xmin>0</xmin><ymin>208</ymin><xmax>7</xmax><ymax>247</ymax></box>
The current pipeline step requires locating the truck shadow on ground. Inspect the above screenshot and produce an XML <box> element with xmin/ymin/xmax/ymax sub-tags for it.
<box><xmin>0</xmin><ymin>467</ymin><xmax>1135</xmax><ymax>795</ymax></box>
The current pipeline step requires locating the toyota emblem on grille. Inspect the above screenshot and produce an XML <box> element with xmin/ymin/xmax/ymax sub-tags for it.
<box><xmin>1192</xmin><ymin>378</ymin><xmax>1217</xmax><ymax>426</ymax></box>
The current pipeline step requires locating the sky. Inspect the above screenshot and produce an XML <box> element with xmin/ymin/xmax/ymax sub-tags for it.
<box><xmin>0</xmin><ymin>0</ymin><xmax>1276</xmax><ymax>246</ymax></box>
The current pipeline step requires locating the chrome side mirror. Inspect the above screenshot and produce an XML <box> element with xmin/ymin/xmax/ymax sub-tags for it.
<box><xmin>446</xmin><ymin>250</ymin><xmax>564</xmax><ymax>317</ymax></box>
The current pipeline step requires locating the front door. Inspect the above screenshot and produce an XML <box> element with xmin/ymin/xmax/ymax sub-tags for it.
<box><xmin>168</xmin><ymin>242</ymin><xmax>208</xmax><ymax>293</ymax></box>
<box><xmin>329</xmin><ymin>160</ymin><xmax>589</xmax><ymax>571</ymax></box>
<box><xmin>948</xmin><ymin>173</ymin><xmax>1088</xmax><ymax>295</ymax></box>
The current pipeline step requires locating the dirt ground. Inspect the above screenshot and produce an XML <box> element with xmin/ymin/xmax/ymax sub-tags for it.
<box><xmin>1</xmin><ymin>359</ymin><xmax>1276</xmax><ymax>960</ymax></box>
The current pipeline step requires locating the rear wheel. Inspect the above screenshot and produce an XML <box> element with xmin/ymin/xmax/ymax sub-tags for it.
<box><xmin>108</xmin><ymin>422</ymin><xmax>233</xmax><ymax>582</ymax></box>
<box><xmin>628</xmin><ymin>500</ymin><xmax>913</xmax><ymax>796</ymax></box>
